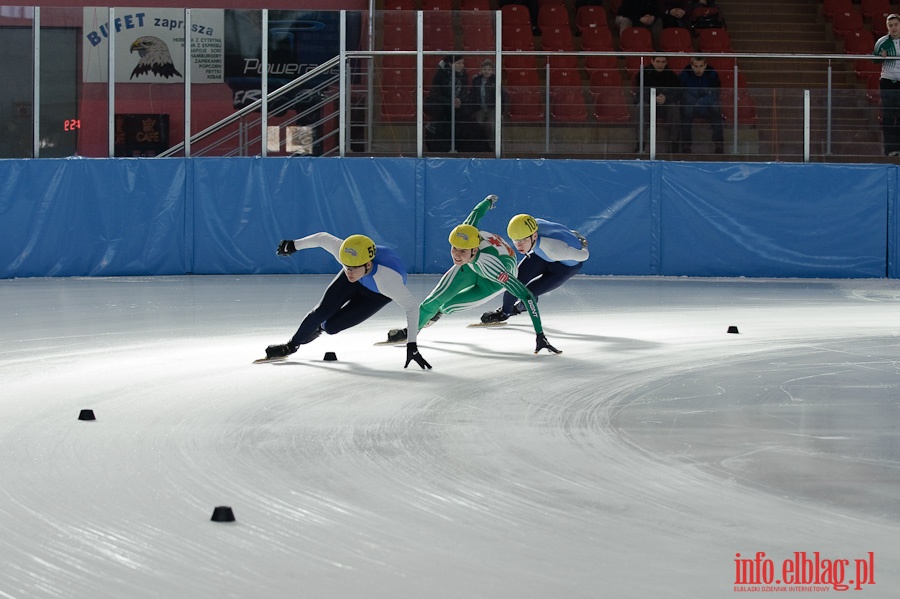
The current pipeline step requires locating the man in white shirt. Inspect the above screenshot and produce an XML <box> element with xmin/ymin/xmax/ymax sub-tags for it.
<box><xmin>874</xmin><ymin>14</ymin><xmax>900</xmax><ymax>156</ymax></box>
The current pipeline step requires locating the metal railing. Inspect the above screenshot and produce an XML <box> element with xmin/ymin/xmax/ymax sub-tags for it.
<box><xmin>2</xmin><ymin>7</ymin><xmax>895</xmax><ymax>162</ymax></box>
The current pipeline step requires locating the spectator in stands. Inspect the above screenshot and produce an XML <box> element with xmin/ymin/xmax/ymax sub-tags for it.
<box><xmin>468</xmin><ymin>60</ymin><xmax>508</xmax><ymax>152</ymax></box>
<box><xmin>678</xmin><ymin>56</ymin><xmax>724</xmax><ymax>154</ymax></box>
<box><xmin>662</xmin><ymin>1</ymin><xmax>692</xmax><ymax>29</ymax></box>
<box><xmin>425</xmin><ymin>55</ymin><xmax>490</xmax><ymax>153</ymax></box>
<box><xmin>635</xmin><ymin>55</ymin><xmax>682</xmax><ymax>153</ymax></box>
<box><xmin>616</xmin><ymin>0</ymin><xmax>664</xmax><ymax>47</ymax></box>
<box><xmin>875</xmin><ymin>14</ymin><xmax>900</xmax><ymax>157</ymax></box>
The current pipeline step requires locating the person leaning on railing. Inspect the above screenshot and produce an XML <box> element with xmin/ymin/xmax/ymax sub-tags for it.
<box><xmin>874</xmin><ymin>13</ymin><xmax>900</xmax><ymax>157</ymax></box>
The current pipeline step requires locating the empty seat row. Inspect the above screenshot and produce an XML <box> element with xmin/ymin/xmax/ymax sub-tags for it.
<box><xmin>384</xmin><ymin>0</ymin><xmax>490</xmax><ymax>10</ymax></box>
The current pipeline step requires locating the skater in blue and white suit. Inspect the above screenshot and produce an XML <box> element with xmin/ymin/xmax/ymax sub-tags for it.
<box><xmin>480</xmin><ymin>214</ymin><xmax>589</xmax><ymax>324</ymax></box>
<box><xmin>266</xmin><ymin>232</ymin><xmax>430</xmax><ymax>369</ymax></box>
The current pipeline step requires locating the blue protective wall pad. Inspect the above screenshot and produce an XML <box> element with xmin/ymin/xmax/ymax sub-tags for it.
<box><xmin>0</xmin><ymin>157</ymin><xmax>895</xmax><ymax>279</ymax></box>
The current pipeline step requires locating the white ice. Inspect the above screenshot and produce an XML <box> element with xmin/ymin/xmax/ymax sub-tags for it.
<box><xmin>1</xmin><ymin>275</ymin><xmax>899</xmax><ymax>598</ymax></box>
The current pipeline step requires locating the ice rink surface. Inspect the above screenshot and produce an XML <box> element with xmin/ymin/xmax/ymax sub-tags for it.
<box><xmin>1</xmin><ymin>274</ymin><xmax>899</xmax><ymax>598</ymax></box>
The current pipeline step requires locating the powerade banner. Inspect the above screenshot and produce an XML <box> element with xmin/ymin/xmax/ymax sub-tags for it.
<box><xmin>224</xmin><ymin>10</ymin><xmax>362</xmax><ymax>111</ymax></box>
<box><xmin>83</xmin><ymin>8</ymin><xmax>224</xmax><ymax>84</ymax></box>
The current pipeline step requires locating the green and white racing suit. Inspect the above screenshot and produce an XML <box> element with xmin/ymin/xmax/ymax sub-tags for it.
<box><xmin>417</xmin><ymin>198</ymin><xmax>543</xmax><ymax>334</ymax></box>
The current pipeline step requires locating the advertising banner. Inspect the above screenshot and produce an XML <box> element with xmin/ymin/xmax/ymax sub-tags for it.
<box><xmin>82</xmin><ymin>7</ymin><xmax>224</xmax><ymax>84</ymax></box>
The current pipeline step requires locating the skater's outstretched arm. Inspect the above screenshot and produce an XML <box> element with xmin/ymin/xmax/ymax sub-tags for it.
<box><xmin>276</xmin><ymin>232</ymin><xmax>343</xmax><ymax>259</ymax></box>
<box><xmin>463</xmin><ymin>194</ymin><xmax>498</xmax><ymax>228</ymax></box>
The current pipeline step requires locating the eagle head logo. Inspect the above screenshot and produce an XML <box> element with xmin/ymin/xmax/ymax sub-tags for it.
<box><xmin>129</xmin><ymin>36</ymin><xmax>183</xmax><ymax>80</ymax></box>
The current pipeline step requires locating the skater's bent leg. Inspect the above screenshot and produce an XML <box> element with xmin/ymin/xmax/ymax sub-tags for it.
<box><xmin>452</xmin><ymin>277</ymin><xmax>504</xmax><ymax>312</ymax></box>
<box><xmin>288</xmin><ymin>272</ymin><xmax>355</xmax><ymax>347</ymax></box>
<box><xmin>322</xmin><ymin>287</ymin><xmax>392</xmax><ymax>334</ymax></box>
<box><xmin>501</xmin><ymin>255</ymin><xmax>546</xmax><ymax>314</ymax></box>
<box><xmin>418</xmin><ymin>265</ymin><xmax>478</xmax><ymax>328</ymax></box>
<box><xmin>525</xmin><ymin>262</ymin><xmax>582</xmax><ymax>299</ymax></box>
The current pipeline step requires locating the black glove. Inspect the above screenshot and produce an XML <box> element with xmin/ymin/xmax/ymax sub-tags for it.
<box><xmin>405</xmin><ymin>342</ymin><xmax>432</xmax><ymax>369</ymax></box>
<box><xmin>535</xmin><ymin>333</ymin><xmax>562</xmax><ymax>355</ymax></box>
<box><xmin>276</xmin><ymin>239</ymin><xmax>297</xmax><ymax>256</ymax></box>
<box><xmin>485</xmin><ymin>194</ymin><xmax>498</xmax><ymax>209</ymax></box>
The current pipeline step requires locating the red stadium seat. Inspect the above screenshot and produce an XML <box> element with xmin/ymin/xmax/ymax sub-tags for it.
<box><xmin>720</xmin><ymin>88</ymin><xmax>758</xmax><ymax>126</ymax></box>
<box><xmin>463</xmin><ymin>25</ymin><xmax>495</xmax><ymax>51</ymax></box>
<box><xmin>506</xmin><ymin>68</ymin><xmax>540</xmax><ymax>87</ymax></box>
<box><xmin>383</xmin><ymin>0</ymin><xmax>416</xmax><ymax>10</ymax></box>
<box><xmin>593</xmin><ymin>89</ymin><xmax>631</xmax><ymax>123</ymax></box>
<box><xmin>538</xmin><ymin>5</ymin><xmax>570</xmax><ymax>30</ymax></box>
<box><xmin>871</xmin><ymin>10</ymin><xmax>892</xmax><ymax>37</ymax></box>
<box><xmin>659</xmin><ymin>27</ymin><xmax>693</xmax><ymax>72</ymax></box>
<box><xmin>844</xmin><ymin>29</ymin><xmax>879</xmax><ymax>80</ymax></box>
<box><xmin>503</xmin><ymin>53</ymin><xmax>538</xmax><ymax>70</ymax></box>
<box><xmin>620</xmin><ymin>27</ymin><xmax>654</xmax><ymax>79</ymax></box>
<box><xmin>667</xmin><ymin>55</ymin><xmax>691</xmax><ymax>73</ymax></box>
<box><xmin>844</xmin><ymin>29</ymin><xmax>876</xmax><ymax>54</ymax></box>
<box><xmin>460</xmin><ymin>9</ymin><xmax>493</xmax><ymax>31</ymax></box>
<box><xmin>620</xmin><ymin>26</ymin><xmax>653</xmax><ymax>53</ymax></box>
<box><xmin>580</xmin><ymin>22</ymin><xmax>614</xmax><ymax>51</ymax></box>
<box><xmin>698</xmin><ymin>28</ymin><xmax>732</xmax><ymax>53</ymax></box>
<box><xmin>382</xmin><ymin>55</ymin><xmax>416</xmax><ymax>85</ymax></box>
<box><xmin>507</xmin><ymin>88</ymin><xmax>546</xmax><ymax>122</ymax></box>
<box><xmin>542</xmin><ymin>26</ymin><xmax>575</xmax><ymax>51</ymax></box>
<box><xmin>589</xmin><ymin>68</ymin><xmax>624</xmax><ymax>97</ymax></box>
<box><xmin>706</xmin><ymin>55</ymin><xmax>736</xmax><ymax>74</ymax></box>
<box><xmin>502</xmin><ymin>25</ymin><xmax>535</xmax><ymax>51</ymax></box>
<box><xmin>500</xmin><ymin>4</ymin><xmax>532</xmax><ymax>28</ymax></box>
<box><xmin>422</xmin><ymin>0</ymin><xmax>453</xmax><ymax>10</ymax></box>
<box><xmin>549</xmin><ymin>67</ymin><xmax>580</xmax><ymax>89</ymax></box>
<box><xmin>380</xmin><ymin>87</ymin><xmax>416</xmax><ymax>122</ymax></box>
<box><xmin>659</xmin><ymin>27</ymin><xmax>693</xmax><ymax>54</ymax></box>
<box><xmin>551</xmin><ymin>88</ymin><xmax>589</xmax><ymax>123</ymax></box>
<box><xmin>382</xmin><ymin>59</ymin><xmax>415</xmax><ymax>88</ymax></box>
<box><xmin>822</xmin><ymin>0</ymin><xmax>853</xmax><ymax>20</ymax></box>
<box><xmin>581</xmin><ymin>25</ymin><xmax>617</xmax><ymax>73</ymax></box>
<box><xmin>831</xmin><ymin>10</ymin><xmax>865</xmax><ymax>40</ymax></box>
<box><xmin>547</xmin><ymin>54</ymin><xmax>579</xmax><ymax>70</ymax></box>
<box><xmin>383</xmin><ymin>12</ymin><xmax>416</xmax><ymax>50</ymax></box>
<box><xmin>576</xmin><ymin>5</ymin><xmax>608</xmax><ymax>34</ymax></box>
<box><xmin>861</xmin><ymin>0</ymin><xmax>891</xmax><ymax>22</ymax></box>
<box><xmin>590</xmin><ymin>67</ymin><xmax>624</xmax><ymax>88</ymax></box>
<box><xmin>717</xmin><ymin>69</ymin><xmax>748</xmax><ymax>91</ymax></box>
<box><xmin>461</xmin><ymin>0</ymin><xmax>491</xmax><ymax>10</ymax></box>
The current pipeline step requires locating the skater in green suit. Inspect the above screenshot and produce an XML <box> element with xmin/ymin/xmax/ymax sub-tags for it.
<box><xmin>386</xmin><ymin>194</ymin><xmax>561</xmax><ymax>355</ymax></box>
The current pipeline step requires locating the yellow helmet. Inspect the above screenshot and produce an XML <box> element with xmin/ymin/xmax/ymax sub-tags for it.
<box><xmin>339</xmin><ymin>234</ymin><xmax>376</xmax><ymax>267</ymax></box>
<box><xmin>507</xmin><ymin>214</ymin><xmax>538</xmax><ymax>240</ymax></box>
<box><xmin>448</xmin><ymin>224</ymin><xmax>481</xmax><ymax>249</ymax></box>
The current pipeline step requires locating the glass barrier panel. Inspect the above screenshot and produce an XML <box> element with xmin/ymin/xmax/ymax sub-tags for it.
<box><xmin>1</xmin><ymin>6</ymin><xmax>36</xmax><ymax>158</ymax></box>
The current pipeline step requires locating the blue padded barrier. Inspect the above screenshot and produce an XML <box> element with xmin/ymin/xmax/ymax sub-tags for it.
<box><xmin>659</xmin><ymin>162</ymin><xmax>888</xmax><ymax>278</ymax></box>
<box><xmin>0</xmin><ymin>158</ymin><xmax>186</xmax><ymax>278</ymax></box>
<box><xmin>191</xmin><ymin>157</ymin><xmax>418</xmax><ymax>275</ymax></box>
<box><xmin>0</xmin><ymin>157</ymin><xmax>897</xmax><ymax>279</ymax></box>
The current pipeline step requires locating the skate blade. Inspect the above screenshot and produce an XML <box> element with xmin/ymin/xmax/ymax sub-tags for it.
<box><xmin>467</xmin><ymin>321</ymin><xmax>508</xmax><ymax>328</ymax></box>
<box><xmin>373</xmin><ymin>340</ymin><xmax>406</xmax><ymax>346</ymax></box>
<box><xmin>252</xmin><ymin>356</ymin><xmax>288</xmax><ymax>364</ymax></box>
